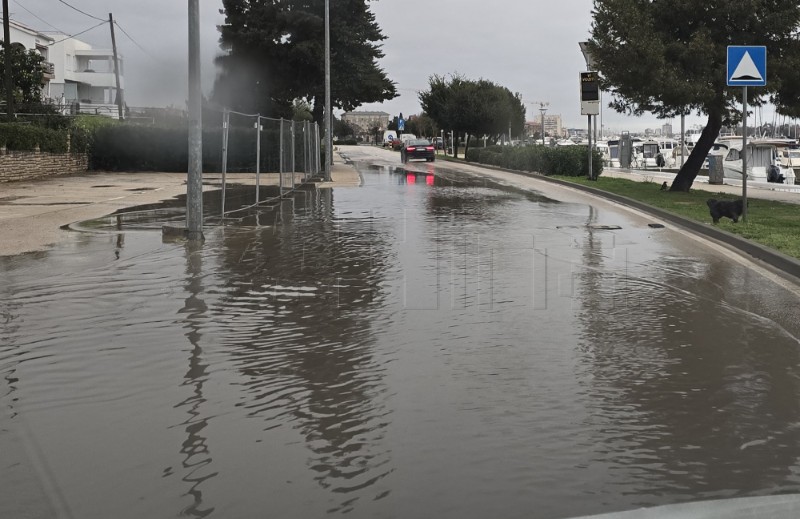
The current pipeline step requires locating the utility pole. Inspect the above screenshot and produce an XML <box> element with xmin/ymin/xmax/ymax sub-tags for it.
<box><xmin>108</xmin><ymin>13</ymin><xmax>124</xmax><ymax>120</ymax></box>
<box><xmin>2</xmin><ymin>0</ymin><xmax>13</xmax><ymax>121</ymax></box>
<box><xmin>324</xmin><ymin>0</ymin><xmax>332</xmax><ymax>181</ymax></box>
<box><xmin>186</xmin><ymin>0</ymin><xmax>203</xmax><ymax>240</ymax></box>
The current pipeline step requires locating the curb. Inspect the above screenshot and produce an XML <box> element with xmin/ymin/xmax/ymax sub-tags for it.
<box><xmin>457</xmin><ymin>162</ymin><xmax>800</xmax><ymax>284</ymax></box>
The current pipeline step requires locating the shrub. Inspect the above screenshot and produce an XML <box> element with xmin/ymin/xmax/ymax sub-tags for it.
<box><xmin>90</xmin><ymin>126</ymin><xmax>187</xmax><ymax>171</ymax></box>
<box><xmin>15</xmin><ymin>111</ymin><xmax>71</xmax><ymax>130</ymax></box>
<box><xmin>37</xmin><ymin>127</ymin><xmax>69</xmax><ymax>153</ymax></box>
<box><xmin>466</xmin><ymin>144</ymin><xmax>602</xmax><ymax>178</ymax></box>
<box><xmin>0</xmin><ymin>123</ymin><xmax>69</xmax><ymax>153</ymax></box>
<box><xmin>88</xmin><ymin>124</ymin><xmax>290</xmax><ymax>172</ymax></box>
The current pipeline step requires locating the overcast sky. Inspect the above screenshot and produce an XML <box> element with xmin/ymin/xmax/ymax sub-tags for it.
<box><xmin>9</xmin><ymin>0</ymin><xmax>768</xmax><ymax>133</ymax></box>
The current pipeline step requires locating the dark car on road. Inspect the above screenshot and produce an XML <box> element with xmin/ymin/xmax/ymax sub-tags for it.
<box><xmin>400</xmin><ymin>139</ymin><xmax>435</xmax><ymax>163</ymax></box>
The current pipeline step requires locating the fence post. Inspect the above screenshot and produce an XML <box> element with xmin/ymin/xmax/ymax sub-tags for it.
<box><xmin>255</xmin><ymin>115</ymin><xmax>261</xmax><ymax>204</ymax></box>
<box><xmin>279</xmin><ymin>118</ymin><xmax>285</xmax><ymax>197</ymax></box>
<box><xmin>304</xmin><ymin>121</ymin><xmax>310</xmax><ymax>180</ymax></box>
<box><xmin>221</xmin><ymin>109</ymin><xmax>229</xmax><ymax>217</ymax></box>
<box><xmin>291</xmin><ymin>120</ymin><xmax>296</xmax><ymax>184</ymax></box>
<box><xmin>315</xmin><ymin>123</ymin><xmax>321</xmax><ymax>176</ymax></box>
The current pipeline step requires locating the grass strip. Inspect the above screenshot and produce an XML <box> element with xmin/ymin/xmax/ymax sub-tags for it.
<box><xmin>553</xmin><ymin>176</ymin><xmax>800</xmax><ymax>260</ymax></box>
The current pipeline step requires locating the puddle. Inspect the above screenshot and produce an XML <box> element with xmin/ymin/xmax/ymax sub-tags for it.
<box><xmin>2</xmin><ymin>166</ymin><xmax>800</xmax><ymax>518</ymax></box>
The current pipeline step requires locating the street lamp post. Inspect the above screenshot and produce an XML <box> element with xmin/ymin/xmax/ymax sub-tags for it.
<box><xmin>324</xmin><ymin>0</ymin><xmax>332</xmax><ymax>181</ymax></box>
<box><xmin>186</xmin><ymin>0</ymin><xmax>203</xmax><ymax>240</ymax></box>
<box><xmin>539</xmin><ymin>107</ymin><xmax>547</xmax><ymax>146</ymax></box>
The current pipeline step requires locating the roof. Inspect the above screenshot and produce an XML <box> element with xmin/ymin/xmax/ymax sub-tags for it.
<box><xmin>342</xmin><ymin>111</ymin><xmax>390</xmax><ymax>117</ymax></box>
<box><xmin>9</xmin><ymin>19</ymin><xmax>54</xmax><ymax>43</ymax></box>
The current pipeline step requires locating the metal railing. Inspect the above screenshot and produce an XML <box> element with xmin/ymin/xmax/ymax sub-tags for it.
<box><xmin>219</xmin><ymin>108</ymin><xmax>322</xmax><ymax>218</ymax></box>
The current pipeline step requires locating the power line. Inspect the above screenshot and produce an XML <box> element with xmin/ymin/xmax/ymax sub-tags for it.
<box><xmin>12</xmin><ymin>0</ymin><xmax>67</xmax><ymax>33</ymax></box>
<box><xmin>114</xmin><ymin>20</ymin><xmax>167</xmax><ymax>65</ymax></box>
<box><xmin>47</xmin><ymin>20</ymin><xmax>106</xmax><ymax>46</ymax></box>
<box><xmin>56</xmin><ymin>0</ymin><xmax>105</xmax><ymax>22</ymax></box>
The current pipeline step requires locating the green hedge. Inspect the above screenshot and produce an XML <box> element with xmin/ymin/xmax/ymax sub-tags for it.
<box><xmin>465</xmin><ymin>144</ymin><xmax>603</xmax><ymax>178</ymax></box>
<box><xmin>0</xmin><ymin>123</ymin><xmax>69</xmax><ymax>153</ymax></box>
<box><xmin>88</xmin><ymin>124</ymin><xmax>298</xmax><ymax>172</ymax></box>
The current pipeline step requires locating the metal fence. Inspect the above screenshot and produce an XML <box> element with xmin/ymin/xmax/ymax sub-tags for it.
<box><xmin>219</xmin><ymin>109</ymin><xmax>321</xmax><ymax>217</ymax></box>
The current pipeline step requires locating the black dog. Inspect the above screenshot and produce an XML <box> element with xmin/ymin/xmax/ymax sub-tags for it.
<box><xmin>706</xmin><ymin>198</ymin><xmax>744</xmax><ymax>224</ymax></box>
<box><xmin>660</xmin><ymin>181</ymin><xmax>668</xmax><ymax>191</ymax></box>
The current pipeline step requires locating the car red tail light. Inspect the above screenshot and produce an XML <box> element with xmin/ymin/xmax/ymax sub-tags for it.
<box><xmin>425</xmin><ymin>146</ymin><xmax>434</xmax><ymax>151</ymax></box>
<box><xmin>406</xmin><ymin>146</ymin><xmax>416</xmax><ymax>151</ymax></box>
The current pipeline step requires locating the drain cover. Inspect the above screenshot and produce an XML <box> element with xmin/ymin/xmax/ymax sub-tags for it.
<box><xmin>588</xmin><ymin>224</ymin><xmax>622</xmax><ymax>230</ymax></box>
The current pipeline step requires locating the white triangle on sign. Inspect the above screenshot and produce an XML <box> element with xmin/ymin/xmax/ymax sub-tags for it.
<box><xmin>731</xmin><ymin>51</ymin><xmax>763</xmax><ymax>81</ymax></box>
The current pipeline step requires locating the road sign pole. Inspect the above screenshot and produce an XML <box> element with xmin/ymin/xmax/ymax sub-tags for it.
<box><xmin>727</xmin><ymin>45</ymin><xmax>766</xmax><ymax>223</ymax></box>
<box><xmin>588</xmin><ymin>115</ymin><xmax>593</xmax><ymax>180</ymax></box>
<box><xmin>742</xmin><ymin>86</ymin><xmax>748</xmax><ymax>222</ymax></box>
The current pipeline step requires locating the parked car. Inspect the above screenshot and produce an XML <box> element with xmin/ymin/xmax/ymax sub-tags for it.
<box><xmin>391</xmin><ymin>138</ymin><xmax>403</xmax><ymax>150</ymax></box>
<box><xmin>432</xmin><ymin>137</ymin><xmax>444</xmax><ymax>150</ymax></box>
<box><xmin>400</xmin><ymin>139</ymin><xmax>435</xmax><ymax>163</ymax></box>
<box><xmin>383</xmin><ymin>130</ymin><xmax>397</xmax><ymax>147</ymax></box>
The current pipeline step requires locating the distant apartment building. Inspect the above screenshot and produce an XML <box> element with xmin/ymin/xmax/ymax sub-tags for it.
<box><xmin>661</xmin><ymin>123</ymin><xmax>673</xmax><ymax>138</ymax></box>
<box><xmin>341</xmin><ymin>111</ymin><xmax>390</xmax><ymax>141</ymax></box>
<box><xmin>525</xmin><ymin>114</ymin><xmax>564</xmax><ymax>139</ymax></box>
<box><xmin>8</xmin><ymin>19</ymin><xmax>124</xmax><ymax>117</ymax></box>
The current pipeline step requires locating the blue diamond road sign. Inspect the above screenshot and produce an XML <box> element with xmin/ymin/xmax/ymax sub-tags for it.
<box><xmin>727</xmin><ymin>46</ymin><xmax>767</xmax><ymax>87</ymax></box>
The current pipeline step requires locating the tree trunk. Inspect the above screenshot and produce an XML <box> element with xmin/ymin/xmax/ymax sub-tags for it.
<box><xmin>669</xmin><ymin>110</ymin><xmax>723</xmax><ymax>192</ymax></box>
<box><xmin>453</xmin><ymin>133</ymin><xmax>460</xmax><ymax>159</ymax></box>
<box><xmin>464</xmin><ymin>134</ymin><xmax>471</xmax><ymax>161</ymax></box>
<box><xmin>311</xmin><ymin>97</ymin><xmax>323</xmax><ymax>125</ymax></box>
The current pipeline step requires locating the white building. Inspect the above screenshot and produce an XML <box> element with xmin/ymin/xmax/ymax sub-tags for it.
<box><xmin>48</xmin><ymin>34</ymin><xmax>124</xmax><ymax>116</ymax></box>
<box><xmin>6</xmin><ymin>20</ymin><xmax>55</xmax><ymax>98</ymax></box>
<box><xmin>7</xmin><ymin>19</ymin><xmax>124</xmax><ymax>117</ymax></box>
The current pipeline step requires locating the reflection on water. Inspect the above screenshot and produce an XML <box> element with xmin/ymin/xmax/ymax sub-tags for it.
<box><xmin>177</xmin><ymin>242</ymin><xmax>216</xmax><ymax>518</ymax></box>
<box><xmin>1</xmin><ymin>165</ymin><xmax>800</xmax><ymax>518</ymax></box>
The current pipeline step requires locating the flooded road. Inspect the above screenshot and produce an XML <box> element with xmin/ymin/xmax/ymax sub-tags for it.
<box><xmin>2</xmin><ymin>151</ymin><xmax>800</xmax><ymax>518</ymax></box>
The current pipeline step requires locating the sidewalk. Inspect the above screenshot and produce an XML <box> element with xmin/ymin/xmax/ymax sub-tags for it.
<box><xmin>0</xmin><ymin>153</ymin><xmax>360</xmax><ymax>257</ymax></box>
<box><xmin>603</xmin><ymin>167</ymin><xmax>800</xmax><ymax>204</ymax></box>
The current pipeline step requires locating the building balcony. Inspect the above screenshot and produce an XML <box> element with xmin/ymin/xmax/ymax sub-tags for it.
<box><xmin>42</xmin><ymin>62</ymin><xmax>55</xmax><ymax>80</ymax></box>
<box><xmin>64</xmin><ymin>70</ymin><xmax>124</xmax><ymax>89</ymax></box>
<box><xmin>75</xmin><ymin>48</ymin><xmax>114</xmax><ymax>59</ymax></box>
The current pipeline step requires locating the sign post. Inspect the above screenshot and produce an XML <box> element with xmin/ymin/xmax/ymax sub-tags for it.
<box><xmin>727</xmin><ymin>45</ymin><xmax>767</xmax><ymax>222</ymax></box>
<box><xmin>580</xmin><ymin>72</ymin><xmax>600</xmax><ymax>180</ymax></box>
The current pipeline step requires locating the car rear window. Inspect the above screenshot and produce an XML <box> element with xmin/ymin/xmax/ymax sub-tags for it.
<box><xmin>408</xmin><ymin>140</ymin><xmax>431</xmax><ymax>146</ymax></box>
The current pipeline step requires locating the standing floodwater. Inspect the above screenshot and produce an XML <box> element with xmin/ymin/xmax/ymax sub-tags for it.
<box><xmin>2</xmin><ymin>164</ymin><xmax>800</xmax><ymax>519</ymax></box>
